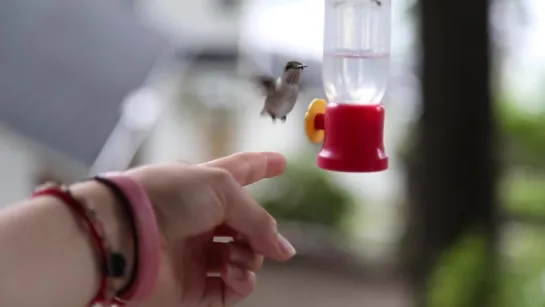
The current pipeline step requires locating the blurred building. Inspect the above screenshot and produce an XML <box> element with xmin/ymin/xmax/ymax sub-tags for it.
<box><xmin>0</xmin><ymin>0</ymin><xmax>171</xmax><ymax>203</ymax></box>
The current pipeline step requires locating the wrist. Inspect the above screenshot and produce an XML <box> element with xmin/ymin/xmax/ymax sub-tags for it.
<box><xmin>70</xmin><ymin>181</ymin><xmax>135</xmax><ymax>290</ymax></box>
<box><xmin>97</xmin><ymin>173</ymin><xmax>162</xmax><ymax>301</ymax></box>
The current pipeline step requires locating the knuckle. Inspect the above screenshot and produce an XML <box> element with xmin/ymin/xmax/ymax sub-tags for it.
<box><xmin>207</xmin><ymin>168</ymin><xmax>236</xmax><ymax>216</ymax></box>
<box><xmin>260</xmin><ymin>213</ymin><xmax>278</xmax><ymax>234</ymax></box>
<box><xmin>235</xmin><ymin>152</ymin><xmax>262</xmax><ymax>177</ymax></box>
<box><xmin>210</xmin><ymin>168</ymin><xmax>235</xmax><ymax>184</ymax></box>
<box><xmin>231</xmin><ymin>152</ymin><xmax>250</xmax><ymax>160</ymax></box>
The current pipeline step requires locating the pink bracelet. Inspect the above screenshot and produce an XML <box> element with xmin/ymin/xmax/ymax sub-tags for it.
<box><xmin>100</xmin><ymin>173</ymin><xmax>162</xmax><ymax>303</ymax></box>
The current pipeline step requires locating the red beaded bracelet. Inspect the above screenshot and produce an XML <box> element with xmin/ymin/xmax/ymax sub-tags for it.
<box><xmin>32</xmin><ymin>184</ymin><xmax>127</xmax><ymax>306</ymax></box>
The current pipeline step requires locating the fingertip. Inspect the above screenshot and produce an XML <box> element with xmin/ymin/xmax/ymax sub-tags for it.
<box><xmin>276</xmin><ymin>233</ymin><xmax>297</xmax><ymax>260</ymax></box>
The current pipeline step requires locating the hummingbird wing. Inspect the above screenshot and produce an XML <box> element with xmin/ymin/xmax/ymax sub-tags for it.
<box><xmin>253</xmin><ymin>75</ymin><xmax>276</xmax><ymax>95</ymax></box>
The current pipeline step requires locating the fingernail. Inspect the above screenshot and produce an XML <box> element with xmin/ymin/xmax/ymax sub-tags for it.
<box><xmin>277</xmin><ymin>233</ymin><xmax>296</xmax><ymax>257</ymax></box>
<box><xmin>227</xmin><ymin>265</ymin><xmax>247</xmax><ymax>281</ymax></box>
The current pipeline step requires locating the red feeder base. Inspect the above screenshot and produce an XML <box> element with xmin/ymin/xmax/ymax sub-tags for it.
<box><xmin>317</xmin><ymin>103</ymin><xmax>388</xmax><ymax>173</ymax></box>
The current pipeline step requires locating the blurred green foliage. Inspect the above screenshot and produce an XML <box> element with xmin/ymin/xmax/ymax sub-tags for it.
<box><xmin>497</xmin><ymin>97</ymin><xmax>545</xmax><ymax>217</ymax></box>
<box><xmin>501</xmin><ymin>174</ymin><xmax>545</xmax><ymax>219</ymax></box>
<box><xmin>426</xmin><ymin>233</ymin><xmax>491</xmax><ymax>307</ymax></box>
<box><xmin>497</xmin><ymin>99</ymin><xmax>545</xmax><ymax>307</ymax></box>
<box><xmin>398</xmin><ymin>96</ymin><xmax>545</xmax><ymax>307</ymax></box>
<box><xmin>424</xmin><ymin>228</ymin><xmax>545</xmax><ymax>307</ymax></box>
<box><xmin>258</xmin><ymin>154</ymin><xmax>355</xmax><ymax>232</ymax></box>
<box><xmin>498</xmin><ymin>100</ymin><xmax>545</xmax><ymax>170</ymax></box>
<box><xmin>498</xmin><ymin>225</ymin><xmax>545</xmax><ymax>307</ymax></box>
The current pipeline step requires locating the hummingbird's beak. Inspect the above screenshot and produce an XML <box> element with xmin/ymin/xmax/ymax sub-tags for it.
<box><xmin>297</xmin><ymin>64</ymin><xmax>307</xmax><ymax>70</ymax></box>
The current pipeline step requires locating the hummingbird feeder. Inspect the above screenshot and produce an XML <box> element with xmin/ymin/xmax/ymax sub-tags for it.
<box><xmin>305</xmin><ymin>0</ymin><xmax>391</xmax><ymax>173</ymax></box>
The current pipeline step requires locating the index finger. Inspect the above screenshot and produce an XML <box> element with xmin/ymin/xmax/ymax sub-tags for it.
<box><xmin>199</xmin><ymin>152</ymin><xmax>287</xmax><ymax>186</ymax></box>
<box><xmin>219</xmin><ymin>178</ymin><xmax>296</xmax><ymax>261</ymax></box>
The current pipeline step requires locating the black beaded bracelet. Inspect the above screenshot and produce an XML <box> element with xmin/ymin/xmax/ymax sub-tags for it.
<box><xmin>93</xmin><ymin>176</ymin><xmax>140</xmax><ymax>299</ymax></box>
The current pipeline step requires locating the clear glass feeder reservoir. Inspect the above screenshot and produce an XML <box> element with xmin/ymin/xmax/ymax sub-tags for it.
<box><xmin>304</xmin><ymin>0</ymin><xmax>391</xmax><ymax>173</ymax></box>
<box><xmin>322</xmin><ymin>0</ymin><xmax>391</xmax><ymax>105</ymax></box>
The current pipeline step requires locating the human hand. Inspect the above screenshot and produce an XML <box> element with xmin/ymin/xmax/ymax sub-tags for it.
<box><xmin>124</xmin><ymin>152</ymin><xmax>295</xmax><ymax>307</ymax></box>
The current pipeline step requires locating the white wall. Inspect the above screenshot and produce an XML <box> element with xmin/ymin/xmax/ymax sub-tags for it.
<box><xmin>0</xmin><ymin>129</ymin><xmax>39</xmax><ymax>206</ymax></box>
<box><xmin>136</xmin><ymin>0</ymin><xmax>242</xmax><ymax>50</ymax></box>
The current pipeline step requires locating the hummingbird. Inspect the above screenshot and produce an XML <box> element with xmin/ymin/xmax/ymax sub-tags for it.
<box><xmin>255</xmin><ymin>61</ymin><xmax>307</xmax><ymax>123</ymax></box>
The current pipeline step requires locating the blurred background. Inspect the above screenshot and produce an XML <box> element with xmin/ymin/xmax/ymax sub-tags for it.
<box><xmin>1</xmin><ymin>0</ymin><xmax>545</xmax><ymax>306</ymax></box>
